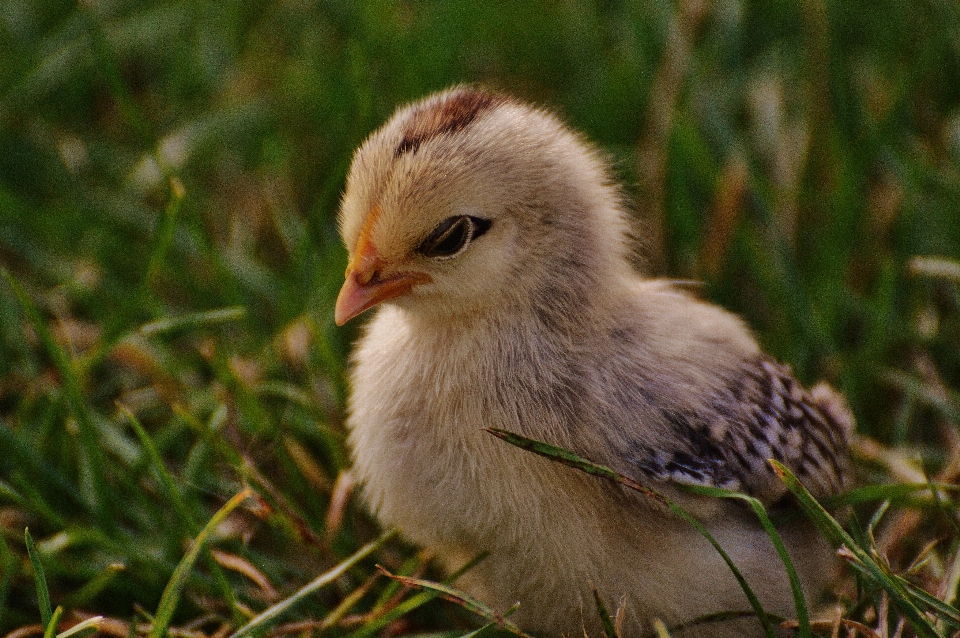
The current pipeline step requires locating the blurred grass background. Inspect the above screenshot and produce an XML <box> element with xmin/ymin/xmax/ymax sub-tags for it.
<box><xmin>0</xmin><ymin>0</ymin><xmax>959</xmax><ymax>636</ymax></box>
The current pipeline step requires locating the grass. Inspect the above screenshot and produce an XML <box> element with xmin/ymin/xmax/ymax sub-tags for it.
<box><xmin>1</xmin><ymin>0</ymin><xmax>959</xmax><ymax>636</ymax></box>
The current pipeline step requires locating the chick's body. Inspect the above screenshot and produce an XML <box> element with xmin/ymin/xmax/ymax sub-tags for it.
<box><xmin>336</xmin><ymin>88</ymin><xmax>852</xmax><ymax>637</ymax></box>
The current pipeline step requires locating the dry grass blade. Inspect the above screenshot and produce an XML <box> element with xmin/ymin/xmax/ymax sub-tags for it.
<box><xmin>908</xmin><ymin>256</ymin><xmax>960</xmax><ymax>282</ymax></box>
<box><xmin>210</xmin><ymin>550</ymin><xmax>278</xmax><ymax>602</ymax></box>
<box><xmin>54</xmin><ymin>617</ymin><xmax>103</xmax><ymax>638</ymax></box>
<box><xmin>344</xmin><ymin>551</ymin><xmax>489</xmax><ymax>638</ymax></box>
<box><xmin>651</xmin><ymin>618</ymin><xmax>674</xmax><ymax>638</ymax></box>
<box><xmin>375</xmin><ymin>566</ymin><xmax>531</xmax><ymax>637</ymax></box>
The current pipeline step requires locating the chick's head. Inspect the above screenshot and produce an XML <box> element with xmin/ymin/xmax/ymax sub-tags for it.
<box><xmin>335</xmin><ymin>87</ymin><xmax>631</xmax><ymax>326</ymax></box>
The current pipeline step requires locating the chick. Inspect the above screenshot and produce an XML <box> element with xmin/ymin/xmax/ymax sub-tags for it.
<box><xmin>334</xmin><ymin>87</ymin><xmax>852</xmax><ymax>637</ymax></box>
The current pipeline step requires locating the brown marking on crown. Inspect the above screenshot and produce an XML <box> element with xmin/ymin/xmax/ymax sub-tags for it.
<box><xmin>395</xmin><ymin>88</ymin><xmax>504</xmax><ymax>157</ymax></box>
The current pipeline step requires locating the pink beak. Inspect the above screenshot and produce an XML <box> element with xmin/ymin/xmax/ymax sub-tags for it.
<box><xmin>334</xmin><ymin>264</ymin><xmax>430</xmax><ymax>326</ymax></box>
<box><xmin>334</xmin><ymin>231</ymin><xmax>430</xmax><ymax>325</ymax></box>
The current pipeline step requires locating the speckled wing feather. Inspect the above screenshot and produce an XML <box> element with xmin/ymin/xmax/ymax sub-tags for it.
<box><xmin>633</xmin><ymin>356</ymin><xmax>853</xmax><ymax>504</ymax></box>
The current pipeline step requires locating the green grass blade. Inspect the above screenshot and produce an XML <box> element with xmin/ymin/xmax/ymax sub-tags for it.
<box><xmin>118</xmin><ymin>405</ymin><xmax>194</xmax><ymax>530</ymax></box>
<box><xmin>174</xmin><ymin>404</ymin><xmax>244</xmax><ymax>468</ymax></box>
<box><xmin>0</xmin><ymin>477</ymin><xmax>26</xmax><ymax>508</ymax></box>
<box><xmin>142</xmin><ymin>178</ymin><xmax>185</xmax><ymax>297</ymax></box>
<box><xmin>945</xmin><ymin>538</ymin><xmax>960</xmax><ymax>611</ymax></box>
<box><xmin>63</xmin><ymin>564</ymin><xmax>124</xmax><ymax>609</ymax></box>
<box><xmin>770</xmin><ymin>460</ymin><xmax>944</xmax><ymax>638</ymax></box>
<box><xmin>1</xmin><ymin>268</ymin><xmax>110</xmax><ymax>526</ymax></box>
<box><xmin>0</xmin><ymin>423</ymin><xmax>85</xmax><ymax>516</ymax></box>
<box><xmin>592</xmin><ymin>588</ymin><xmax>619</xmax><ymax>638</ymax></box>
<box><xmin>150</xmin><ymin>488</ymin><xmax>253</xmax><ymax>638</ymax></box>
<box><xmin>682</xmin><ymin>483</ymin><xmax>811</xmax><ymax>638</ymax></box>
<box><xmin>896</xmin><ymin>574</ymin><xmax>960</xmax><ymax>626</ymax></box>
<box><xmin>673</xmin><ymin>610</ymin><xmax>769</xmax><ymax>633</ymax></box>
<box><xmin>769</xmin><ymin>462</ymin><xmax>850</xmax><ymax>548</ymax></box>
<box><xmin>118</xmin><ymin>405</ymin><xmax>244</xmax><ymax>626</ymax></box>
<box><xmin>138</xmin><ymin>306</ymin><xmax>247</xmax><ymax>337</ymax></box>
<box><xmin>927</xmin><ymin>472</ymin><xmax>960</xmax><ymax>536</ymax></box>
<box><xmin>1</xmin><ymin>267</ymin><xmax>73</xmax><ymax>389</ymax></box>
<box><xmin>366</xmin><ymin>553</ymin><xmax>422</xmax><ymax>613</ymax></box>
<box><xmin>867</xmin><ymin>500</ymin><xmax>892</xmax><ymax>536</ymax></box>
<box><xmin>25</xmin><ymin>528</ymin><xmax>53</xmax><ymax>628</ymax></box>
<box><xmin>228</xmin><ymin>528</ymin><xmax>396</xmax><ymax>638</ymax></box>
<box><xmin>456</xmin><ymin>623</ymin><xmax>500</xmax><ymax>638</ymax></box>
<box><xmin>348</xmin><ymin>587</ymin><xmax>444</xmax><ymax>638</ymax></box>
<box><xmin>880</xmin><ymin>369</ymin><xmax>960</xmax><ymax>425</ymax></box>
<box><xmin>822</xmin><ymin>482</ymin><xmax>960</xmax><ymax>508</ymax></box>
<box><xmin>485</xmin><ymin>428</ymin><xmax>669</xmax><ymax>503</ymax></box>
<box><xmin>486</xmin><ymin>429</ymin><xmax>777</xmax><ymax>638</ymax></box>
<box><xmin>43</xmin><ymin>605</ymin><xmax>63</xmax><ymax>638</ymax></box>
<box><xmin>86</xmin><ymin>178</ymin><xmax>187</xmax><ymax>368</ymax></box>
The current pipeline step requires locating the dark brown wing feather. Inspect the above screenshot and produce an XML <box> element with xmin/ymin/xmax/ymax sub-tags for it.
<box><xmin>632</xmin><ymin>356</ymin><xmax>852</xmax><ymax>505</ymax></box>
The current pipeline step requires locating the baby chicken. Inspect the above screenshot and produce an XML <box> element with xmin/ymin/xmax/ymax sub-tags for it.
<box><xmin>334</xmin><ymin>87</ymin><xmax>852</xmax><ymax>637</ymax></box>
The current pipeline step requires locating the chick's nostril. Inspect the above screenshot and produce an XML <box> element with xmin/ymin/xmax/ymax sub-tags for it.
<box><xmin>350</xmin><ymin>247</ymin><xmax>385</xmax><ymax>287</ymax></box>
<box><xmin>357</xmin><ymin>269</ymin><xmax>380</xmax><ymax>286</ymax></box>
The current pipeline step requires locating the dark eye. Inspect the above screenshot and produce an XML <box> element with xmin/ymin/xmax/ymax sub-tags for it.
<box><xmin>418</xmin><ymin>216</ymin><xmax>492</xmax><ymax>259</ymax></box>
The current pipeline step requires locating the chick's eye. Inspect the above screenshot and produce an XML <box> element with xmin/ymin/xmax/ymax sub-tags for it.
<box><xmin>418</xmin><ymin>215</ymin><xmax>492</xmax><ymax>260</ymax></box>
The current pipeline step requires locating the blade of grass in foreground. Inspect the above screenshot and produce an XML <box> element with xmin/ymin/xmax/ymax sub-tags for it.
<box><xmin>119</xmin><ymin>405</ymin><xmax>244</xmax><ymax>626</ymax></box>
<box><xmin>822</xmin><ymin>482</ymin><xmax>960</xmax><ymax>508</ymax></box>
<box><xmin>346</xmin><ymin>552</ymin><xmax>489</xmax><ymax>638</ymax></box>
<box><xmin>682</xmin><ymin>483</ymin><xmax>811</xmax><ymax>638</ymax></box>
<box><xmin>150</xmin><ymin>489</ymin><xmax>253</xmax><ymax>638</ymax></box>
<box><xmin>457</xmin><ymin>624</ymin><xmax>503</xmax><ymax>638</ymax></box>
<box><xmin>228</xmin><ymin>529</ymin><xmax>396</xmax><ymax>638</ymax></box>
<box><xmin>42</xmin><ymin>605</ymin><xmax>63</xmax><ymax>638</ymax></box>
<box><xmin>485</xmin><ymin>428</ymin><xmax>778</xmax><ymax>638</ymax></box>
<box><xmin>56</xmin><ymin>615</ymin><xmax>103</xmax><ymax>638</ymax></box>
<box><xmin>377</xmin><ymin>566</ymin><xmax>531</xmax><ymax>637</ymax></box>
<box><xmin>771</xmin><ymin>460</ymin><xmax>950</xmax><ymax>638</ymax></box>
<box><xmin>592</xmin><ymin>588</ymin><xmax>620</xmax><ymax>638</ymax></box>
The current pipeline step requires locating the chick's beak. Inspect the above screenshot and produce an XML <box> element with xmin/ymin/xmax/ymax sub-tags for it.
<box><xmin>334</xmin><ymin>244</ymin><xmax>431</xmax><ymax>326</ymax></box>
